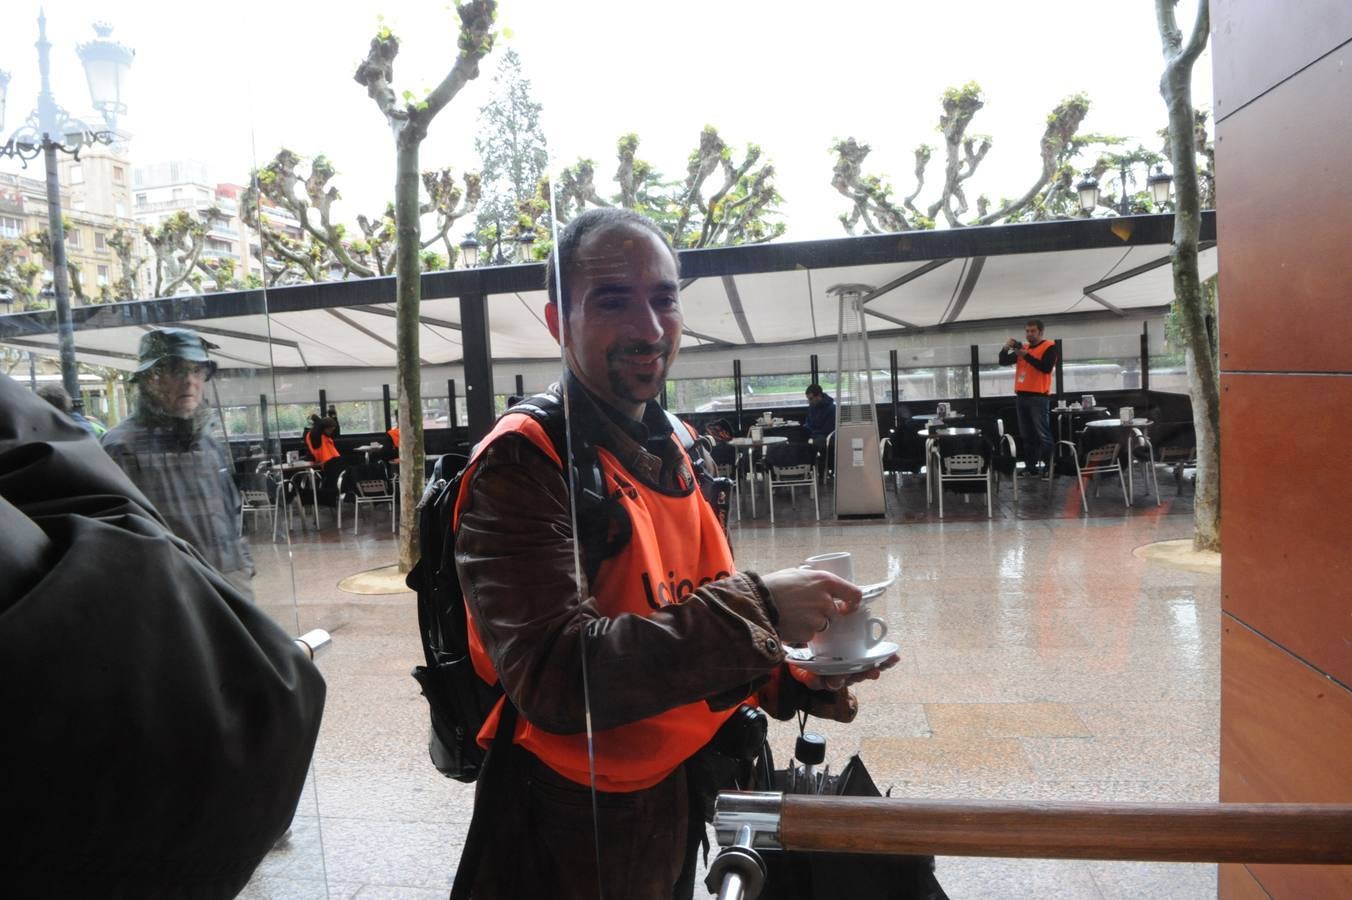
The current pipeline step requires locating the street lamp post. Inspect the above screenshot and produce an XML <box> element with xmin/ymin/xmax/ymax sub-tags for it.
<box><xmin>462</xmin><ymin>220</ymin><xmax>525</xmax><ymax>268</ymax></box>
<box><xmin>0</xmin><ymin>13</ymin><xmax>133</xmax><ymax>412</ymax></box>
<box><xmin>1076</xmin><ymin>163</ymin><xmax>1173</xmax><ymax>217</ymax></box>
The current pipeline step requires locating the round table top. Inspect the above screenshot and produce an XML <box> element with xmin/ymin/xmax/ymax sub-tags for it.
<box><xmin>273</xmin><ymin>460</ymin><xmax>318</xmax><ymax>471</ymax></box>
<box><xmin>1085</xmin><ymin>418</ymin><xmax>1152</xmax><ymax>428</ymax></box>
<box><xmin>355</xmin><ymin>443</ymin><xmax>383</xmax><ymax>452</ymax></box>
<box><xmin>729</xmin><ymin>435</ymin><xmax>789</xmax><ymax>447</ymax></box>
<box><xmin>919</xmin><ymin>426</ymin><xmax>981</xmax><ymax>437</ymax></box>
<box><xmin>1053</xmin><ymin>406</ymin><xmax>1109</xmax><ymax>414</ymax></box>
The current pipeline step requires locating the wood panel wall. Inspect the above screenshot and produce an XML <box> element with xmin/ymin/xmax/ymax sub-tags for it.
<box><xmin>1213</xmin><ymin>1</ymin><xmax>1352</xmax><ymax>896</ymax></box>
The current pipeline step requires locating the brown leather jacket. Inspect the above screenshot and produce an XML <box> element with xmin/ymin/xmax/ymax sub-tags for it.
<box><xmin>454</xmin><ymin>380</ymin><xmax>855</xmax><ymax>737</ymax></box>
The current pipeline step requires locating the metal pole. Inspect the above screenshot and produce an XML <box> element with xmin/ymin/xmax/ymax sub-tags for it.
<box><xmin>448</xmin><ymin>378</ymin><xmax>458</xmax><ymax>428</ymax></box>
<box><xmin>459</xmin><ymin>291</ymin><xmax>495</xmax><ymax>441</ymax></box>
<box><xmin>259</xmin><ymin>393</ymin><xmax>271</xmax><ymax>453</ymax></box>
<box><xmin>810</xmin><ymin>353</ymin><xmax>819</xmax><ymax>386</ymax></box>
<box><xmin>43</xmin><ymin>148</ymin><xmax>81</xmax><ymax>412</ymax></box>
<box><xmin>889</xmin><ymin>349</ymin><xmax>899</xmax><ymax>428</ymax></box>
<box><xmin>970</xmin><ymin>344</ymin><xmax>981</xmax><ymax>415</ymax></box>
<box><xmin>382</xmin><ymin>383</ymin><xmax>392</xmax><ymax>431</ymax></box>
<box><xmin>1119</xmin><ymin>160</ymin><xmax>1130</xmax><ymax>215</ymax></box>
<box><xmin>1054</xmin><ymin>338</ymin><xmax>1065</xmax><ymax>401</ymax></box>
<box><xmin>1140</xmin><ymin>322</ymin><xmax>1151</xmax><ymax>393</ymax></box>
<box><xmin>34</xmin><ymin>14</ymin><xmax>82</xmax><ymax>413</ymax></box>
<box><xmin>514</xmin><ymin>373</ymin><xmax>524</xmax><ymax>398</ymax></box>
<box><xmin>733</xmin><ymin>359</ymin><xmax>743</xmax><ymax>433</ymax></box>
<box><xmin>318</xmin><ymin>389</ymin><xmax>327</xmax><ymax>415</ymax></box>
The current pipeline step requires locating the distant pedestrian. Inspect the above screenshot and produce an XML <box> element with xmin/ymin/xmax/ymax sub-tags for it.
<box><xmin>100</xmin><ymin>327</ymin><xmax>255</xmax><ymax>598</ymax></box>
<box><xmin>35</xmin><ymin>382</ymin><xmax>99</xmax><ymax>436</ymax></box>
<box><xmin>999</xmin><ymin>319</ymin><xmax>1059</xmax><ymax>478</ymax></box>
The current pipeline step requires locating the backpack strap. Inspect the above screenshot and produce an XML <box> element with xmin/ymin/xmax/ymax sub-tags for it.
<box><xmin>507</xmin><ymin>388</ymin><xmax>626</xmax><ymax>586</ymax></box>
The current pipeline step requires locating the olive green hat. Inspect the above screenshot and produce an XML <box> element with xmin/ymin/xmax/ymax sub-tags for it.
<box><xmin>133</xmin><ymin>327</ymin><xmax>218</xmax><ymax>380</ymax></box>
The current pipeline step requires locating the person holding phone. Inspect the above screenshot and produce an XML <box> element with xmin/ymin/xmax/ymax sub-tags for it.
<box><xmin>998</xmin><ymin>319</ymin><xmax>1059</xmax><ymax>479</ymax></box>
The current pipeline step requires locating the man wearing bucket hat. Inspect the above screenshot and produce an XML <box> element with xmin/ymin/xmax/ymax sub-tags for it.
<box><xmin>101</xmin><ymin>327</ymin><xmax>255</xmax><ymax>597</ymax></box>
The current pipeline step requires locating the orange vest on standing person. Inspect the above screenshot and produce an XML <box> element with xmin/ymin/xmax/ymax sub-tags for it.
<box><xmin>455</xmin><ymin>413</ymin><xmax>739</xmax><ymax>793</ymax></box>
<box><xmin>387</xmin><ymin>426</ymin><xmax>400</xmax><ymax>449</ymax></box>
<box><xmin>305</xmin><ymin>429</ymin><xmax>340</xmax><ymax>465</ymax></box>
<box><xmin>1015</xmin><ymin>340</ymin><xmax>1054</xmax><ymax>395</ymax></box>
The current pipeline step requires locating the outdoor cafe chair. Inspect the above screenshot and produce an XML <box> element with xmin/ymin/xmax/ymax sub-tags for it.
<box><xmin>337</xmin><ymin>462</ymin><xmax>397</xmax><ymax>534</ymax></box>
<box><xmin>928</xmin><ymin>433</ymin><xmax>996</xmax><ymax>519</ymax></box>
<box><xmin>1057</xmin><ymin>432</ymin><xmax>1130</xmax><ymax>514</ymax></box>
<box><xmin>1135</xmin><ymin>420</ymin><xmax>1197</xmax><ymax>496</ymax></box>
<box><xmin>707</xmin><ymin>440</ymin><xmax>741</xmax><ymax>520</ymax></box>
<box><xmin>880</xmin><ymin>417</ymin><xmax>928</xmax><ymax>492</ymax></box>
<box><xmin>234</xmin><ymin>471</ymin><xmax>283</xmax><ymax>541</ymax></box>
<box><xmin>966</xmin><ymin>415</ymin><xmax>1019</xmax><ymax>502</ymax></box>
<box><xmin>765</xmin><ymin>441</ymin><xmax>819</xmax><ymax>524</ymax></box>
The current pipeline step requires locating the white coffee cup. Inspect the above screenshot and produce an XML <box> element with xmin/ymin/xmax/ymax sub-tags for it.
<box><xmin>800</xmin><ymin>551</ymin><xmax>888</xmax><ymax>658</ymax></box>
<box><xmin>801</xmin><ymin>551</ymin><xmax>854</xmax><ymax>582</ymax></box>
<box><xmin>1119</xmin><ymin>406</ymin><xmax>1134</xmax><ymax>424</ymax></box>
<box><xmin>749</xmin><ymin>425</ymin><xmax>763</xmax><ymax>441</ymax></box>
<box><xmin>286</xmin><ymin>450</ymin><xmax>299</xmax><ymax>463</ymax></box>
<box><xmin>810</xmin><ymin>607</ymin><xmax>888</xmax><ymax>660</ymax></box>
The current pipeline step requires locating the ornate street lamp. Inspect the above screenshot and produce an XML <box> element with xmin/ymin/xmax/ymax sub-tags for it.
<box><xmin>515</xmin><ymin>232</ymin><xmax>535</xmax><ymax>263</ymax></box>
<box><xmin>1075</xmin><ymin>174</ymin><xmax>1101</xmax><ymax>215</ymax></box>
<box><xmin>1</xmin><ymin>13</ymin><xmax>134</xmax><ymax>412</ymax></box>
<box><xmin>77</xmin><ymin>24</ymin><xmax>134</xmax><ymax>129</ymax></box>
<box><xmin>459</xmin><ymin>235</ymin><xmax>481</xmax><ymax>269</ymax></box>
<box><xmin>1147</xmin><ymin>165</ymin><xmax>1174</xmax><ymax>207</ymax></box>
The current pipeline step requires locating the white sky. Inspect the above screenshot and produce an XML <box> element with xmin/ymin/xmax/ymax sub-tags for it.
<box><xmin>1</xmin><ymin>0</ymin><xmax>1211</xmax><ymax>241</ymax></box>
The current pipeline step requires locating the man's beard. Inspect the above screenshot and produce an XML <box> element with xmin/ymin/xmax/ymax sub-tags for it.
<box><xmin>605</xmin><ymin>340</ymin><xmax>672</xmax><ymax>404</ymax></box>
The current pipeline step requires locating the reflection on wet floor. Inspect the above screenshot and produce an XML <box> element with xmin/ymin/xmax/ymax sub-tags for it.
<box><xmin>242</xmin><ymin>481</ymin><xmax>1218</xmax><ymax>899</ymax></box>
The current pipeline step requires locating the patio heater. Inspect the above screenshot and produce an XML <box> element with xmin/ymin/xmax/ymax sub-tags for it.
<box><xmin>828</xmin><ymin>283</ymin><xmax>886</xmax><ymax>518</ymax></box>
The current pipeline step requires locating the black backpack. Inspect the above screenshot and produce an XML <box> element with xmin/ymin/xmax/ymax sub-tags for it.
<box><xmin>407</xmin><ymin>389</ymin><xmax>726</xmax><ymax>782</ymax></box>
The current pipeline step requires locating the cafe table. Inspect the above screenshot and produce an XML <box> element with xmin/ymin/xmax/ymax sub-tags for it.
<box><xmin>726</xmin><ymin>435</ymin><xmax>788</xmax><ymax>517</ymax></box>
<box><xmin>354</xmin><ymin>442</ymin><xmax>384</xmax><ymax>464</ymax></box>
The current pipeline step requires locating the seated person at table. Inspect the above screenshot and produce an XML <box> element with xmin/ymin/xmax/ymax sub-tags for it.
<box><xmin>805</xmin><ymin>384</ymin><xmax>836</xmax><ymax>475</ymax></box>
<box><xmin>101</xmin><ymin>327</ymin><xmax>255</xmax><ymax>599</ymax></box>
<box><xmin>305</xmin><ymin>413</ymin><xmax>341</xmax><ymax>465</ymax></box>
<box><xmin>805</xmin><ymin>384</ymin><xmax>836</xmax><ymax>441</ymax></box>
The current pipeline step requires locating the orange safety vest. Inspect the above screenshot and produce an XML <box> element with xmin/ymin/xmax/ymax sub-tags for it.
<box><xmin>1015</xmin><ymin>340</ymin><xmax>1054</xmax><ymax>395</ymax></box>
<box><xmin>455</xmin><ymin>413</ymin><xmax>739</xmax><ymax>793</ymax></box>
<box><xmin>305</xmin><ymin>430</ymin><xmax>340</xmax><ymax>465</ymax></box>
<box><xmin>387</xmin><ymin>426</ymin><xmax>400</xmax><ymax>449</ymax></box>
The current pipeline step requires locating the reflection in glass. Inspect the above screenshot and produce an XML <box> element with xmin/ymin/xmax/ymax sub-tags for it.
<box><xmin>99</xmin><ymin>327</ymin><xmax>257</xmax><ymax>599</ymax></box>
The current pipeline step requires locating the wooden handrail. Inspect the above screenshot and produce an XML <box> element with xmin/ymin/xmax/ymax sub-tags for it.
<box><xmin>778</xmin><ymin>796</ymin><xmax>1352</xmax><ymax>864</ymax></box>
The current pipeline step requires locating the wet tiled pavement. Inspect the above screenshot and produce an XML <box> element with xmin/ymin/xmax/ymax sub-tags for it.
<box><xmin>242</xmin><ymin>471</ymin><xmax>1218</xmax><ymax>898</ymax></box>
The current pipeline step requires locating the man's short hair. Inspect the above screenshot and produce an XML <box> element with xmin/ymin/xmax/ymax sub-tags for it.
<box><xmin>545</xmin><ymin>208</ymin><xmax>679</xmax><ymax>315</ymax></box>
<box><xmin>36</xmin><ymin>383</ymin><xmax>73</xmax><ymax>412</ymax></box>
<box><xmin>1026</xmin><ymin>318</ymin><xmax>1045</xmax><ymax>332</ymax></box>
<box><xmin>805</xmin><ymin>384</ymin><xmax>823</xmax><ymax>397</ymax></box>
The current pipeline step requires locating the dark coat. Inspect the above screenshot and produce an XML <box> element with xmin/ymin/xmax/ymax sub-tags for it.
<box><xmin>0</xmin><ymin>374</ymin><xmax>326</xmax><ymax>898</ymax></box>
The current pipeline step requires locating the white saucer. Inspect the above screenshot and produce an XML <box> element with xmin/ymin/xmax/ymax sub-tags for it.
<box><xmin>859</xmin><ymin>574</ymin><xmax>895</xmax><ymax>601</ymax></box>
<box><xmin>786</xmin><ymin>640</ymin><xmax>899</xmax><ymax>676</ymax></box>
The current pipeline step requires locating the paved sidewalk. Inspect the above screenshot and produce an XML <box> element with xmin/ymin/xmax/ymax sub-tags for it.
<box><xmin>242</xmin><ymin>492</ymin><xmax>1218</xmax><ymax>899</ymax></box>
